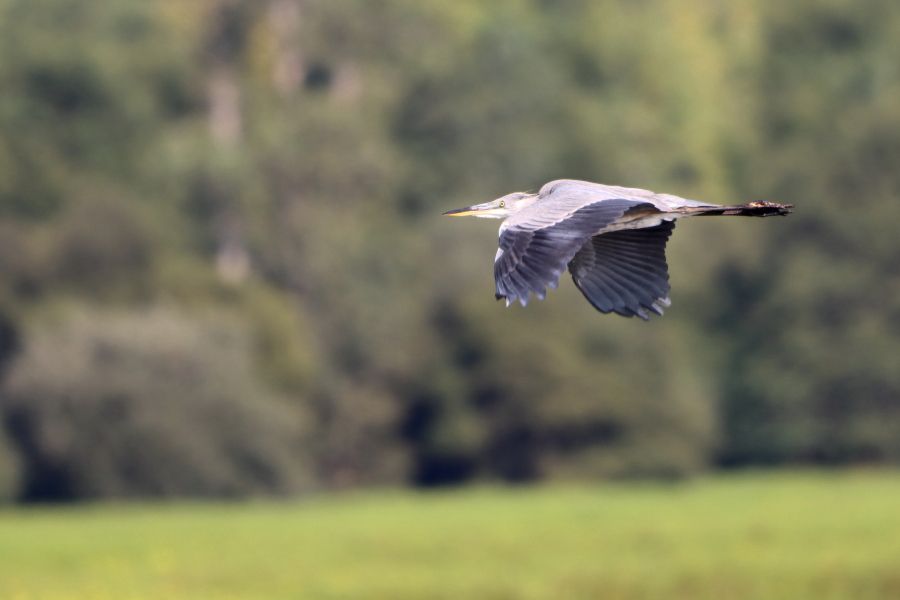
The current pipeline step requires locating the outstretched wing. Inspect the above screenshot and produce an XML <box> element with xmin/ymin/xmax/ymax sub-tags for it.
<box><xmin>494</xmin><ymin>199</ymin><xmax>656</xmax><ymax>306</ymax></box>
<box><xmin>568</xmin><ymin>221</ymin><xmax>674</xmax><ymax>320</ymax></box>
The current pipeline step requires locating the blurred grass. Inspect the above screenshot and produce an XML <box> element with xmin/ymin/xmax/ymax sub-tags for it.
<box><xmin>1</xmin><ymin>471</ymin><xmax>899</xmax><ymax>600</ymax></box>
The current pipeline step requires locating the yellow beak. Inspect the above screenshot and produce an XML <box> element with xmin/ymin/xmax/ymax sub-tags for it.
<box><xmin>442</xmin><ymin>206</ymin><xmax>480</xmax><ymax>217</ymax></box>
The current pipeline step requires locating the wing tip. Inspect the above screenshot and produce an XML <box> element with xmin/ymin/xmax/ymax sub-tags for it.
<box><xmin>495</xmin><ymin>288</ymin><xmax>550</xmax><ymax>308</ymax></box>
<box><xmin>648</xmin><ymin>296</ymin><xmax>671</xmax><ymax>316</ymax></box>
<box><xmin>584</xmin><ymin>294</ymin><xmax>672</xmax><ymax>320</ymax></box>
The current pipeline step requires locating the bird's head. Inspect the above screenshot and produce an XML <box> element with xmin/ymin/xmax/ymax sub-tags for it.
<box><xmin>443</xmin><ymin>192</ymin><xmax>537</xmax><ymax>219</ymax></box>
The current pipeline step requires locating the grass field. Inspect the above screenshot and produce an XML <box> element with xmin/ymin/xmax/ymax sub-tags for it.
<box><xmin>1</xmin><ymin>472</ymin><xmax>899</xmax><ymax>599</ymax></box>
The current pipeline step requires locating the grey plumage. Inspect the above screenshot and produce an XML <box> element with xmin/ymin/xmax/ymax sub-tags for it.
<box><xmin>569</xmin><ymin>221</ymin><xmax>673</xmax><ymax>319</ymax></box>
<box><xmin>444</xmin><ymin>179</ymin><xmax>792</xmax><ymax>319</ymax></box>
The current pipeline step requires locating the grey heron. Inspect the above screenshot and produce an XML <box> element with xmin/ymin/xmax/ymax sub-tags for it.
<box><xmin>444</xmin><ymin>179</ymin><xmax>792</xmax><ymax>319</ymax></box>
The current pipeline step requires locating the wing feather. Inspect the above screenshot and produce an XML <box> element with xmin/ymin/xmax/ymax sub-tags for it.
<box><xmin>494</xmin><ymin>199</ymin><xmax>655</xmax><ymax>305</ymax></box>
<box><xmin>568</xmin><ymin>222</ymin><xmax>674</xmax><ymax>319</ymax></box>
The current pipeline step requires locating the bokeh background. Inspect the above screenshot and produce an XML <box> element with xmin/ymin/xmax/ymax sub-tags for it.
<box><xmin>1</xmin><ymin>0</ymin><xmax>899</xmax><ymax>597</ymax></box>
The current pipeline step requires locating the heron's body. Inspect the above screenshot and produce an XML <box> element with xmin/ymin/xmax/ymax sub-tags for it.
<box><xmin>444</xmin><ymin>179</ymin><xmax>792</xmax><ymax>319</ymax></box>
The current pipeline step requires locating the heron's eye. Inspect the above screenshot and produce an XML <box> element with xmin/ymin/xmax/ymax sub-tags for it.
<box><xmin>499</xmin><ymin>200</ymin><xmax>506</xmax><ymax>208</ymax></box>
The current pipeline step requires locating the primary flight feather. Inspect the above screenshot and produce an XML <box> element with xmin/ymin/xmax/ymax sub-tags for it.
<box><xmin>444</xmin><ymin>179</ymin><xmax>792</xmax><ymax>319</ymax></box>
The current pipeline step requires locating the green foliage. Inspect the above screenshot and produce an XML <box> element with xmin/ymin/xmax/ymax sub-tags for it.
<box><xmin>0</xmin><ymin>473</ymin><xmax>899</xmax><ymax>598</ymax></box>
<box><xmin>0</xmin><ymin>431</ymin><xmax>18</xmax><ymax>503</ymax></box>
<box><xmin>0</xmin><ymin>0</ymin><xmax>898</xmax><ymax>500</ymax></box>
<box><xmin>710</xmin><ymin>0</ymin><xmax>900</xmax><ymax>465</ymax></box>
<box><xmin>51</xmin><ymin>195</ymin><xmax>157</xmax><ymax>299</ymax></box>
<box><xmin>1</xmin><ymin>308</ymin><xmax>311</xmax><ymax>500</ymax></box>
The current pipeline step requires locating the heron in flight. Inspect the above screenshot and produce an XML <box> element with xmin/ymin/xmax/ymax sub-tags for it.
<box><xmin>444</xmin><ymin>179</ymin><xmax>792</xmax><ymax>319</ymax></box>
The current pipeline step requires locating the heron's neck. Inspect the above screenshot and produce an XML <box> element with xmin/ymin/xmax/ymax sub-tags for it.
<box><xmin>525</xmin><ymin>194</ymin><xmax>540</xmax><ymax>207</ymax></box>
<box><xmin>517</xmin><ymin>194</ymin><xmax>540</xmax><ymax>212</ymax></box>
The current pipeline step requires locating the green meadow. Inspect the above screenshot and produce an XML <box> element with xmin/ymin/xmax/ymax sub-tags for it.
<box><xmin>2</xmin><ymin>472</ymin><xmax>899</xmax><ymax>600</ymax></box>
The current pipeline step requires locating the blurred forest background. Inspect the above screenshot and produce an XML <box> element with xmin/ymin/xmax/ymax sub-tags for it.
<box><xmin>1</xmin><ymin>0</ymin><xmax>898</xmax><ymax>503</ymax></box>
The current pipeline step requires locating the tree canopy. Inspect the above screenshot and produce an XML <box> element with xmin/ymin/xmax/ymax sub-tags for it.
<box><xmin>1</xmin><ymin>0</ymin><xmax>898</xmax><ymax>501</ymax></box>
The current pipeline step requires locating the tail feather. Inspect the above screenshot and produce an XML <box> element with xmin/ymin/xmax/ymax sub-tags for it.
<box><xmin>683</xmin><ymin>201</ymin><xmax>793</xmax><ymax>217</ymax></box>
